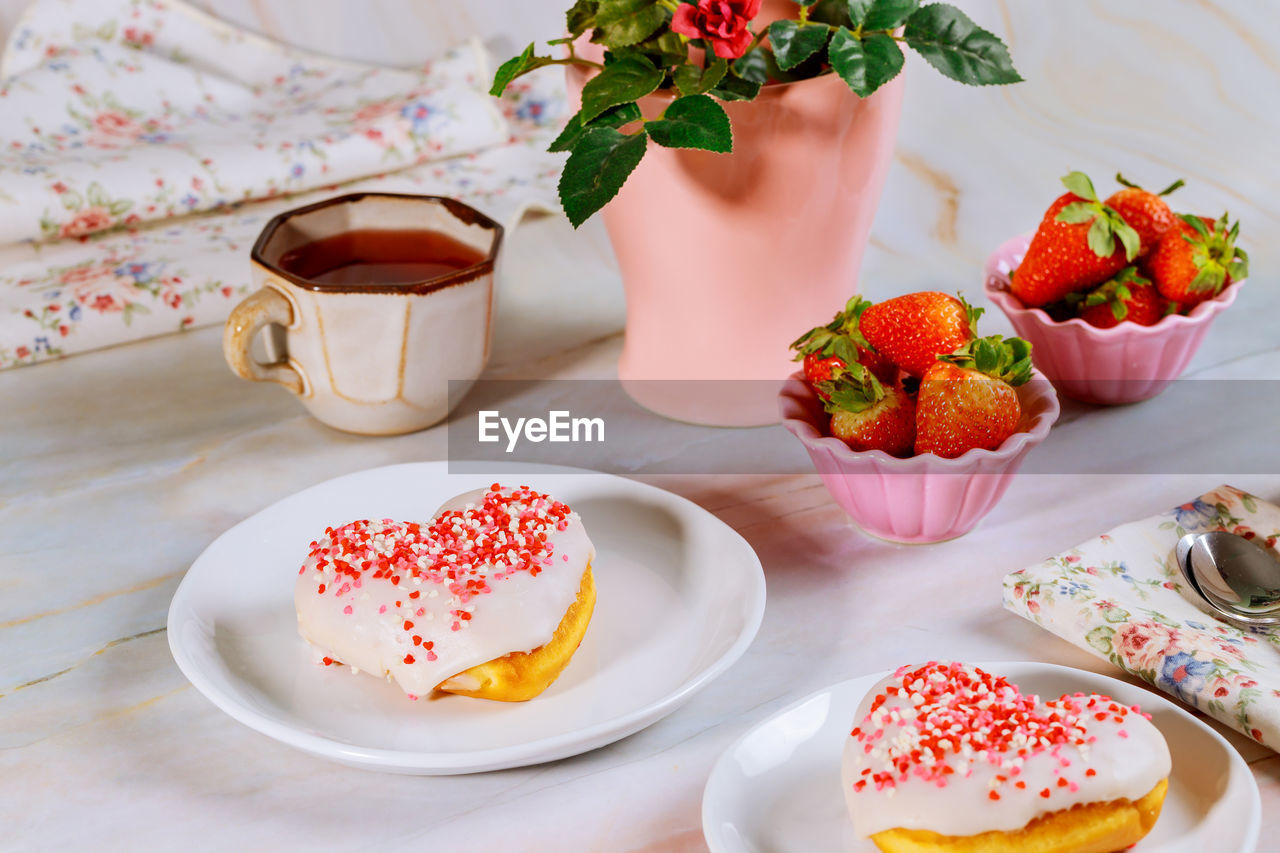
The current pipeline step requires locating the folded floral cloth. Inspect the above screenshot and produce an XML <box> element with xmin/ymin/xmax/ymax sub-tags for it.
<box><xmin>1004</xmin><ymin>485</ymin><xmax>1280</xmax><ymax>750</ymax></box>
<box><xmin>0</xmin><ymin>0</ymin><xmax>565</xmax><ymax>369</ymax></box>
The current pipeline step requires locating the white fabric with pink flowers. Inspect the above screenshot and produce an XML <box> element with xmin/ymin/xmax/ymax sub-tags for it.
<box><xmin>0</xmin><ymin>0</ymin><xmax>564</xmax><ymax>369</ymax></box>
<box><xmin>1004</xmin><ymin>484</ymin><xmax>1280</xmax><ymax>751</ymax></box>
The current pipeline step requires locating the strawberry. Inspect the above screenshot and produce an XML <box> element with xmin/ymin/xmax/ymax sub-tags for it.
<box><xmin>859</xmin><ymin>291</ymin><xmax>982</xmax><ymax>378</ymax></box>
<box><xmin>1011</xmin><ymin>171</ymin><xmax>1140</xmax><ymax>308</ymax></box>
<box><xmin>1076</xmin><ymin>267</ymin><xmax>1168</xmax><ymax>328</ymax></box>
<box><xmin>802</xmin><ymin>352</ymin><xmax>845</xmax><ymax>388</ymax></box>
<box><xmin>830</xmin><ymin>385</ymin><xmax>916</xmax><ymax>457</ymax></box>
<box><xmin>791</xmin><ymin>296</ymin><xmax>895</xmax><ymax>393</ymax></box>
<box><xmin>915</xmin><ymin>336</ymin><xmax>1033</xmax><ymax>459</ymax></box>
<box><xmin>1105</xmin><ymin>173</ymin><xmax>1183</xmax><ymax>256</ymax></box>
<box><xmin>818</xmin><ymin>364</ymin><xmax>915</xmax><ymax>457</ymax></box>
<box><xmin>1143</xmin><ymin>213</ymin><xmax>1248</xmax><ymax>311</ymax></box>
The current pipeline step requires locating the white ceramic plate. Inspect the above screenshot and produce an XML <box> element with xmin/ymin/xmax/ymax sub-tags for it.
<box><xmin>703</xmin><ymin>661</ymin><xmax>1260</xmax><ymax>853</ymax></box>
<box><xmin>168</xmin><ymin>462</ymin><xmax>765</xmax><ymax>774</ymax></box>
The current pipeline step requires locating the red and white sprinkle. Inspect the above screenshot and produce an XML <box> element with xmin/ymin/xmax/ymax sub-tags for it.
<box><xmin>299</xmin><ymin>484</ymin><xmax>577</xmax><ymax>665</ymax></box>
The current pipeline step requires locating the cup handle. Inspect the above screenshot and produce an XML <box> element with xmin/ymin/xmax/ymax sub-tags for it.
<box><xmin>223</xmin><ymin>286</ymin><xmax>304</xmax><ymax>395</ymax></box>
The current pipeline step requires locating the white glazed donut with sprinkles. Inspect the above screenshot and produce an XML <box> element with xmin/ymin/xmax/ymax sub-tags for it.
<box><xmin>294</xmin><ymin>484</ymin><xmax>595</xmax><ymax>699</ymax></box>
<box><xmin>841</xmin><ymin>661</ymin><xmax>1171</xmax><ymax>840</ymax></box>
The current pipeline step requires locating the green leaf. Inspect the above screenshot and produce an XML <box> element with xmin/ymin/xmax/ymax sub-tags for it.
<box><xmin>850</xmin><ymin>0</ymin><xmax>919</xmax><ymax>30</ymax></box>
<box><xmin>1060</xmin><ymin>171</ymin><xmax>1098</xmax><ymax>201</ymax></box>
<box><xmin>1109</xmin><ymin>297</ymin><xmax>1127</xmax><ymax>321</ymax></box>
<box><xmin>857</xmin><ymin>32</ymin><xmax>904</xmax><ymax>94</ymax></box>
<box><xmin>769</xmin><ymin>20</ymin><xmax>831</xmax><ymax>71</ymax></box>
<box><xmin>1181</xmin><ymin>213</ymin><xmax>1210</xmax><ymax>237</ymax></box>
<box><xmin>491</xmin><ymin>44</ymin><xmax>531</xmax><ymax>97</ymax></box>
<box><xmin>711</xmin><ymin>72</ymin><xmax>762</xmax><ymax>101</ymax></box>
<box><xmin>1055</xmin><ymin>201</ymin><xmax>1097</xmax><ymax>224</ymax></box>
<box><xmin>1114</xmin><ymin>172</ymin><xmax>1140</xmax><ymax>190</ymax></box>
<box><xmin>108</xmin><ymin>199</ymin><xmax>132</xmax><ymax>215</ymax></box>
<box><xmin>593</xmin><ymin>0</ymin><xmax>666</xmax><ymax>48</ymax></box>
<box><xmin>818</xmin><ymin>362</ymin><xmax>886</xmax><ymax>414</ymax></box>
<box><xmin>674</xmin><ymin>57</ymin><xmax>728</xmax><ymax>96</ymax></box>
<box><xmin>807</xmin><ymin>0</ymin><xmax>854</xmax><ymax>27</ymax></box>
<box><xmin>579</xmin><ymin>54</ymin><xmax>664</xmax><ymax>122</ymax></box>
<box><xmin>60</xmin><ymin>190</ymin><xmax>83</xmax><ymax>210</ymax></box>
<box><xmin>548</xmin><ymin>102</ymin><xmax>642</xmax><ymax>153</ymax></box>
<box><xmin>566</xmin><ymin>0</ymin><xmax>599</xmax><ymax>35</ymax></box>
<box><xmin>1189</xmin><ymin>266</ymin><xmax>1225</xmax><ymax>293</ymax></box>
<box><xmin>829</xmin><ymin>28</ymin><xmax>904</xmax><ymax>97</ymax></box>
<box><xmin>1117</xmin><ymin>173</ymin><xmax>1184</xmax><ymax>197</ymax></box>
<box><xmin>1112</xmin><ymin>214</ymin><xmax>1140</xmax><ymax>261</ymax></box>
<box><xmin>847</xmin><ymin>0</ymin><xmax>873</xmax><ymax>24</ymax></box>
<box><xmin>490</xmin><ymin>43</ymin><xmax>554</xmax><ymax>97</ymax></box>
<box><xmin>902</xmin><ymin>3</ymin><xmax>1022</xmax><ymax>87</ymax></box>
<box><xmin>646</xmin><ymin>94</ymin><xmax>732</xmax><ymax>153</ymax></box>
<box><xmin>939</xmin><ymin>334</ymin><xmax>1033</xmax><ymax>385</ymax></box>
<box><xmin>1087</xmin><ymin>216</ymin><xmax>1115</xmax><ymax>257</ymax></box>
<box><xmin>732</xmin><ymin>48</ymin><xmax>770</xmax><ymax>84</ymax></box>
<box><xmin>86</xmin><ymin>182</ymin><xmax>109</xmax><ymax>207</ymax></box>
<box><xmin>829</xmin><ymin>335</ymin><xmax>859</xmax><ymax>365</ymax></box>
<box><xmin>651</xmin><ymin>31</ymin><xmax>692</xmax><ymax>62</ymax></box>
<box><xmin>558</xmin><ymin>126</ymin><xmax>648</xmax><ymax>228</ymax></box>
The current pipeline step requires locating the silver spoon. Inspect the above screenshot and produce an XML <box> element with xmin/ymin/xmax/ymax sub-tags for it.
<box><xmin>1176</xmin><ymin>531</ymin><xmax>1280</xmax><ymax>628</ymax></box>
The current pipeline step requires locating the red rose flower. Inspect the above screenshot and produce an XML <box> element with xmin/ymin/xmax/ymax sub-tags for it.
<box><xmin>671</xmin><ymin>0</ymin><xmax>762</xmax><ymax>59</ymax></box>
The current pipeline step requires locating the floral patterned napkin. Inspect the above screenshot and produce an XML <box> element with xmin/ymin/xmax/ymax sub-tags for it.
<box><xmin>1004</xmin><ymin>485</ymin><xmax>1280</xmax><ymax>750</ymax></box>
<box><xmin>0</xmin><ymin>0</ymin><xmax>565</xmax><ymax>369</ymax></box>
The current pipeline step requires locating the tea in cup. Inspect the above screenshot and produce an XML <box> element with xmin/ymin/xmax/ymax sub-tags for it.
<box><xmin>223</xmin><ymin>193</ymin><xmax>503</xmax><ymax>435</ymax></box>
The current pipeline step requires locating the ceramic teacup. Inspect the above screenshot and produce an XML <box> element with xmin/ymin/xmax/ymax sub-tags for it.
<box><xmin>223</xmin><ymin>193</ymin><xmax>503</xmax><ymax>435</ymax></box>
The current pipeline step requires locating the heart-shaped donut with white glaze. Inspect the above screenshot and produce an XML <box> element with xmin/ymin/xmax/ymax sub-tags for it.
<box><xmin>842</xmin><ymin>661</ymin><xmax>1171</xmax><ymax>852</ymax></box>
<box><xmin>294</xmin><ymin>484</ymin><xmax>596</xmax><ymax>702</ymax></box>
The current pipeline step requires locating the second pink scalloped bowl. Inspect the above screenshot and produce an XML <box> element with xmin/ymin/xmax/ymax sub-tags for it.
<box><xmin>779</xmin><ymin>372</ymin><xmax>1060</xmax><ymax>544</ymax></box>
<box><xmin>985</xmin><ymin>234</ymin><xmax>1243</xmax><ymax>405</ymax></box>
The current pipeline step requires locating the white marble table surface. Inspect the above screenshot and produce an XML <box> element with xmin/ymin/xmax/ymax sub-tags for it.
<box><xmin>3</xmin><ymin>1</ymin><xmax>1280</xmax><ymax>850</ymax></box>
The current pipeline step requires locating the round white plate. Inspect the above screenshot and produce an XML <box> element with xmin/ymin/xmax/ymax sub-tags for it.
<box><xmin>168</xmin><ymin>462</ymin><xmax>765</xmax><ymax>774</ymax></box>
<box><xmin>703</xmin><ymin>661</ymin><xmax>1260</xmax><ymax>853</ymax></box>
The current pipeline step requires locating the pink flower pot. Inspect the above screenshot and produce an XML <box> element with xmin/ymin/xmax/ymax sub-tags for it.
<box><xmin>984</xmin><ymin>234</ymin><xmax>1244</xmax><ymax>405</ymax></box>
<box><xmin>779</xmin><ymin>372</ymin><xmax>1060</xmax><ymax>543</ymax></box>
<box><xmin>566</xmin><ymin>62</ymin><xmax>903</xmax><ymax>426</ymax></box>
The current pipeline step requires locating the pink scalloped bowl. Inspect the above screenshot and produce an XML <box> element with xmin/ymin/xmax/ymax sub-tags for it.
<box><xmin>984</xmin><ymin>234</ymin><xmax>1244</xmax><ymax>405</ymax></box>
<box><xmin>778</xmin><ymin>372</ymin><xmax>1060</xmax><ymax>544</ymax></box>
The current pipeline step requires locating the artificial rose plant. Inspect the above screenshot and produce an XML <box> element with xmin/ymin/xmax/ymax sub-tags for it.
<box><xmin>491</xmin><ymin>0</ymin><xmax>1021</xmax><ymax>227</ymax></box>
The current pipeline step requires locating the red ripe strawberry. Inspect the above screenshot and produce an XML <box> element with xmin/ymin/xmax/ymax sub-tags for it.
<box><xmin>859</xmin><ymin>291</ymin><xmax>981</xmax><ymax>378</ymax></box>
<box><xmin>1077</xmin><ymin>267</ymin><xmax>1168</xmax><ymax>328</ymax></box>
<box><xmin>791</xmin><ymin>296</ymin><xmax>896</xmax><ymax>396</ymax></box>
<box><xmin>1143</xmin><ymin>213</ymin><xmax>1248</xmax><ymax>311</ymax></box>
<box><xmin>915</xmin><ymin>336</ymin><xmax>1033</xmax><ymax>459</ymax></box>
<box><xmin>830</xmin><ymin>385</ymin><xmax>916</xmax><ymax>457</ymax></box>
<box><xmin>1011</xmin><ymin>172</ymin><xmax>1140</xmax><ymax>307</ymax></box>
<box><xmin>1104</xmin><ymin>174</ymin><xmax>1183</xmax><ymax>256</ymax></box>
<box><xmin>802</xmin><ymin>352</ymin><xmax>845</xmax><ymax>387</ymax></box>
<box><xmin>818</xmin><ymin>364</ymin><xmax>915</xmax><ymax>457</ymax></box>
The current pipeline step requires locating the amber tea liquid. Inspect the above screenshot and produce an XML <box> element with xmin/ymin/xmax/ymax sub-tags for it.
<box><xmin>278</xmin><ymin>229</ymin><xmax>484</xmax><ymax>286</ymax></box>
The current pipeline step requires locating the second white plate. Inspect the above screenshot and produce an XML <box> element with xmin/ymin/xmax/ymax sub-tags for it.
<box><xmin>703</xmin><ymin>661</ymin><xmax>1260</xmax><ymax>853</ymax></box>
<box><xmin>168</xmin><ymin>462</ymin><xmax>765</xmax><ymax>774</ymax></box>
